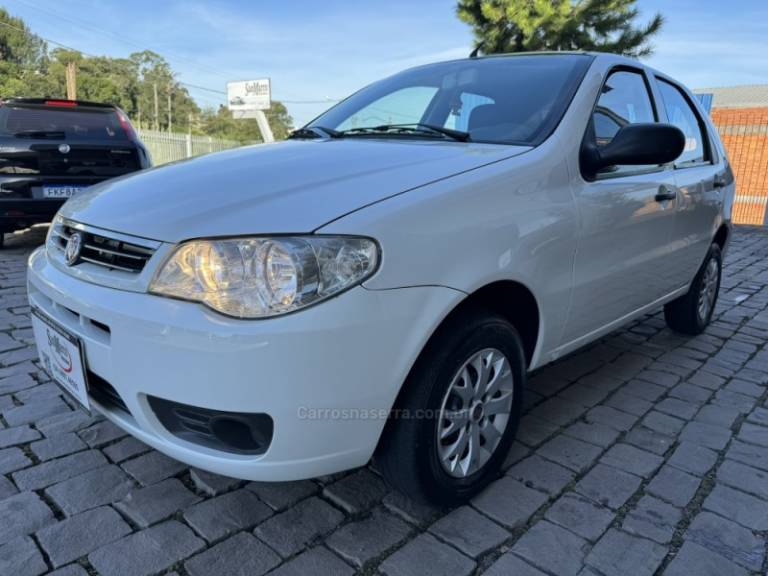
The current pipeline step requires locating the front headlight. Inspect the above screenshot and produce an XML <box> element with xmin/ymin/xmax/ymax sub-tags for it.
<box><xmin>149</xmin><ymin>236</ymin><xmax>379</xmax><ymax>318</ymax></box>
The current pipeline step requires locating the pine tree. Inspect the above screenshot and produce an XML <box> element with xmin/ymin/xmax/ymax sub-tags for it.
<box><xmin>457</xmin><ymin>0</ymin><xmax>663</xmax><ymax>58</ymax></box>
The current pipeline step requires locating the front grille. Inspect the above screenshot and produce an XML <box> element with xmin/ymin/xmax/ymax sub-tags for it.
<box><xmin>50</xmin><ymin>219</ymin><xmax>155</xmax><ymax>273</ymax></box>
<box><xmin>87</xmin><ymin>371</ymin><xmax>130</xmax><ymax>415</ymax></box>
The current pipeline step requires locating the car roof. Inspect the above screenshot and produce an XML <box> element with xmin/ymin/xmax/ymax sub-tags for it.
<box><xmin>1</xmin><ymin>98</ymin><xmax>117</xmax><ymax>109</ymax></box>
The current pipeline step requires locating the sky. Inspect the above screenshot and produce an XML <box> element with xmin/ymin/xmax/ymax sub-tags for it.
<box><xmin>5</xmin><ymin>0</ymin><xmax>768</xmax><ymax>126</ymax></box>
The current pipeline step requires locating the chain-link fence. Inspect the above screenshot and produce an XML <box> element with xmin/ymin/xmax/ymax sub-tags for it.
<box><xmin>137</xmin><ymin>129</ymin><xmax>255</xmax><ymax>166</ymax></box>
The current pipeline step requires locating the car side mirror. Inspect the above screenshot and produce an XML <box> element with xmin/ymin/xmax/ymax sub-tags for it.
<box><xmin>581</xmin><ymin>123</ymin><xmax>686</xmax><ymax>179</ymax></box>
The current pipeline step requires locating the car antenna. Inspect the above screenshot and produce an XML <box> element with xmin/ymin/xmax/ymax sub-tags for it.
<box><xmin>469</xmin><ymin>44</ymin><xmax>483</xmax><ymax>58</ymax></box>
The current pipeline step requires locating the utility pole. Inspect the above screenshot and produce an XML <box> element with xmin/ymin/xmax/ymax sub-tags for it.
<box><xmin>167</xmin><ymin>86</ymin><xmax>172</xmax><ymax>133</ymax></box>
<box><xmin>65</xmin><ymin>62</ymin><xmax>77</xmax><ymax>100</ymax></box>
<box><xmin>153</xmin><ymin>82</ymin><xmax>159</xmax><ymax>131</ymax></box>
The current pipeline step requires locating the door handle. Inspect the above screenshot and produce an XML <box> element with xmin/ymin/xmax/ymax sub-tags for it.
<box><xmin>655</xmin><ymin>186</ymin><xmax>676</xmax><ymax>202</ymax></box>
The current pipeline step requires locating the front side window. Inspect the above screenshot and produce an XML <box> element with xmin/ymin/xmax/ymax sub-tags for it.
<box><xmin>592</xmin><ymin>69</ymin><xmax>657</xmax><ymax>175</ymax></box>
<box><xmin>310</xmin><ymin>55</ymin><xmax>593</xmax><ymax>146</ymax></box>
<box><xmin>657</xmin><ymin>79</ymin><xmax>708</xmax><ymax>166</ymax></box>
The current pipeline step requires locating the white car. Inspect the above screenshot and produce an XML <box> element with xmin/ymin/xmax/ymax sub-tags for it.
<box><xmin>28</xmin><ymin>52</ymin><xmax>734</xmax><ymax>504</ymax></box>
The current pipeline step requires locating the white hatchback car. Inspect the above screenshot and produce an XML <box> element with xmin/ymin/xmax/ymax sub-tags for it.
<box><xmin>28</xmin><ymin>52</ymin><xmax>734</xmax><ymax>504</ymax></box>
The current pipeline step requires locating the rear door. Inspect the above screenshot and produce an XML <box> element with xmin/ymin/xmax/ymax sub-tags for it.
<box><xmin>0</xmin><ymin>101</ymin><xmax>142</xmax><ymax>202</ymax></box>
<box><xmin>562</xmin><ymin>67</ymin><xmax>680</xmax><ymax>345</ymax></box>
<box><xmin>653</xmin><ymin>78</ymin><xmax>723</xmax><ymax>286</ymax></box>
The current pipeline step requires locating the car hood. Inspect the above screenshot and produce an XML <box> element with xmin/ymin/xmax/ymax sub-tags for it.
<box><xmin>61</xmin><ymin>138</ymin><xmax>530</xmax><ymax>242</ymax></box>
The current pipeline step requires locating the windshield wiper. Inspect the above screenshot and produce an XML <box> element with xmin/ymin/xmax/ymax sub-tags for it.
<box><xmin>340</xmin><ymin>123</ymin><xmax>470</xmax><ymax>142</ymax></box>
<box><xmin>13</xmin><ymin>130</ymin><xmax>66</xmax><ymax>139</ymax></box>
<box><xmin>288</xmin><ymin>126</ymin><xmax>343</xmax><ymax>139</ymax></box>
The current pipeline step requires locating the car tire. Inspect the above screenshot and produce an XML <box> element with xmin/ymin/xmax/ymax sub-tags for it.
<box><xmin>375</xmin><ymin>307</ymin><xmax>525</xmax><ymax>505</ymax></box>
<box><xmin>664</xmin><ymin>243</ymin><xmax>722</xmax><ymax>335</ymax></box>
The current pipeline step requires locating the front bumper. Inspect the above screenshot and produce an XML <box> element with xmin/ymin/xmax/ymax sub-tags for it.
<box><xmin>27</xmin><ymin>247</ymin><xmax>461</xmax><ymax>480</ymax></box>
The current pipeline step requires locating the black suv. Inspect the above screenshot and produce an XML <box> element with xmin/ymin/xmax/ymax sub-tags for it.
<box><xmin>0</xmin><ymin>98</ymin><xmax>151</xmax><ymax>247</ymax></box>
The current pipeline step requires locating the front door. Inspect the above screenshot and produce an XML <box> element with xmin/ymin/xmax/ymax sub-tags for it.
<box><xmin>561</xmin><ymin>68</ymin><xmax>680</xmax><ymax>346</ymax></box>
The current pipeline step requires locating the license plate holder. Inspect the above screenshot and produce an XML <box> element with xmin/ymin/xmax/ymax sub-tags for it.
<box><xmin>31</xmin><ymin>307</ymin><xmax>90</xmax><ymax>411</ymax></box>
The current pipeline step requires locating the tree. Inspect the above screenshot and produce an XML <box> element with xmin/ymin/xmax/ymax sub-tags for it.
<box><xmin>0</xmin><ymin>8</ymin><xmax>56</xmax><ymax>97</ymax></box>
<box><xmin>198</xmin><ymin>102</ymin><xmax>294</xmax><ymax>143</ymax></box>
<box><xmin>457</xmin><ymin>0</ymin><xmax>663</xmax><ymax>58</ymax></box>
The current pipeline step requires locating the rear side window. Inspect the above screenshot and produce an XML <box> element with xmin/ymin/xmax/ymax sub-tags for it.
<box><xmin>0</xmin><ymin>105</ymin><xmax>128</xmax><ymax>141</ymax></box>
<box><xmin>656</xmin><ymin>79</ymin><xmax>708</xmax><ymax>166</ymax></box>
<box><xmin>592</xmin><ymin>69</ymin><xmax>657</xmax><ymax>175</ymax></box>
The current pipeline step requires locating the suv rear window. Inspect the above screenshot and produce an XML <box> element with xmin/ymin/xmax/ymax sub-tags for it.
<box><xmin>0</xmin><ymin>105</ymin><xmax>128</xmax><ymax>141</ymax></box>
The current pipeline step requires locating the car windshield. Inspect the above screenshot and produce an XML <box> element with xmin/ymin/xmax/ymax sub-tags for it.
<box><xmin>309</xmin><ymin>54</ymin><xmax>592</xmax><ymax>146</ymax></box>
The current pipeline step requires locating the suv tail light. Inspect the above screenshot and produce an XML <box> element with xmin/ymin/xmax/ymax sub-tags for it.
<box><xmin>115</xmin><ymin>108</ymin><xmax>138</xmax><ymax>142</ymax></box>
<box><xmin>44</xmin><ymin>100</ymin><xmax>78</xmax><ymax>107</ymax></box>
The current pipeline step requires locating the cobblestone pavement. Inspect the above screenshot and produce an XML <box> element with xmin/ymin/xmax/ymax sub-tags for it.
<box><xmin>2</xmin><ymin>225</ymin><xmax>768</xmax><ymax>576</ymax></box>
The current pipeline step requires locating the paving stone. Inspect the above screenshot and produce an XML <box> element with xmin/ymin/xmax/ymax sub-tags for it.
<box><xmin>12</xmin><ymin>449</ymin><xmax>106</xmax><ymax>491</ymax></box>
<box><xmin>544</xmin><ymin>494</ymin><xmax>614</xmax><ymax>541</ymax></box>
<box><xmin>36</xmin><ymin>410</ymin><xmax>99</xmax><ymax>437</ymax></box>
<box><xmin>472</xmin><ymin>477</ymin><xmax>548</xmax><ymax>529</ymax></box>
<box><xmin>717</xmin><ymin>459</ymin><xmax>768</xmax><ymax>499</ymax></box>
<box><xmin>89</xmin><ymin>520</ymin><xmax>205</xmax><ymax>576</ymax></box>
<box><xmin>328</xmin><ymin>508</ymin><xmax>411</xmax><ymax>567</ymax></box>
<box><xmin>103</xmin><ymin>436</ymin><xmax>150</xmax><ymax>463</ymax></box>
<box><xmin>636</xmin><ymin>369</ymin><xmax>680</xmax><ymax>388</ymax></box>
<box><xmin>0</xmin><ymin>491</ymin><xmax>54</xmax><ymax>545</ymax></box>
<box><xmin>601</xmin><ymin>443</ymin><xmax>663</xmax><ymax>478</ymax></box>
<box><xmin>430</xmin><ymin>505</ymin><xmax>509</xmax><ymax>558</ymax></box>
<box><xmin>726</xmin><ymin>440</ymin><xmax>768</xmax><ymax>472</ymax></box>
<box><xmin>714</xmin><ymin>389</ymin><xmax>756</xmax><ymax>413</ymax></box>
<box><xmin>516</xmin><ymin>415</ymin><xmax>558</xmax><ymax>446</ymax></box>
<box><xmin>0</xmin><ymin>475</ymin><xmax>18</xmax><ymax>500</ymax></box>
<box><xmin>669</xmin><ymin>382</ymin><xmax>713</xmax><ymax>404</ymax></box>
<box><xmin>621</xmin><ymin>379</ymin><xmax>667</xmax><ymax>402</ymax></box>
<box><xmin>685</xmin><ymin>511</ymin><xmax>764</xmax><ymax>571</ymax></box>
<box><xmin>664</xmin><ymin>541</ymin><xmax>748</xmax><ymax>576</ymax></box>
<box><xmin>624</xmin><ymin>426</ymin><xmax>674</xmax><ymax>455</ymax></box>
<box><xmin>530</xmin><ymin>397</ymin><xmax>588</xmax><ymax>427</ymax></box>
<box><xmin>185</xmin><ymin>532</ymin><xmax>281</xmax><ymax>576</ymax></box>
<box><xmin>482</xmin><ymin>553</ymin><xmax>547</xmax><ymax>576</ymax></box>
<box><xmin>642</xmin><ymin>410</ymin><xmax>686</xmax><ymax>436</ymax></box>
<box><xmin>655</xmin><ymin>397</ymin><xmax>699</xmax><ymax>420</ymax></box>
<box><xmin>184</xmin><ymin>489</ymin><xmax>272</xmax><ymax>541</ymax></box>
<box><xmin>30</xmin><ymin>432</ymin><xmax>86</xmax><ymax>461</ymax></box>
<box><xmin>77</xmin><ymin>419</ymin><xmax>126</xmax><ymax>448</ymax></box>
<box><xmin>266</xmin><ymin>546</ymin><xmax>353</xmax><ymax>576</ymax></box>
<box><xmin>679</xmin><ymin>421</ymin><xmax>732</xmax><ymax>450</ymax></box>
<box><xmin>725</xmin><ymin>379</ymin><xmax>764</xmax><ymax>397</ymax></box>
<box><xmin>507</xmin><ymin>454</ymin><xmax>575</xmax><ymax>495</ymax></box>
<box><xmin>746</xmin><ymin>406</ymin><xmax>768</xmax><ymax>426</ymax></box>
<box><xmin>380</xmin><ymin>533</ymin><xmax>475</xmax><ymax>576</ymax></box>
<box><xmin>604</xmin><ymin>391</ymin><xmax>653</xmax><ymax>416</ymax></box>
<box><xmin>563</xmin><ymin>421</ymin><xmax>620</xmax><ymax>448</ymax></box>
<box><xmin>0</xmin><ymin>536</ymin><xmax>47</xmax><ymax>576</ymax></box>
<box><xmin>46</xmin><ymin>464</ymin><xmax>133</xmax><ymax>516</ymax></box>
<box><xmin>255</xmin><ymin>496</ymin><xmax>344</xmax><ymax>558</ymax></box>
<box><xmin>0</xmin><ymin>424</ymin><xmax>40</xmax><ymax>448</ymax></box>
<box><xmin>575</xmin><ymin>464</ymin><xmax>642</xmax><ymax>510</ymax></box>
<box><xmin>2</xmin><ymin>396</ymin><xmax>70</xmax><ymax>427</ymax></box>
<box><xmin>537</xmin><ymin>435</ymin><xmax>603</xmax><ymax>473</ymax></box>
<box><xmin>585</xmin><ymin>405</ymin><xmax>637</xmax><ymax>431</ymax></box>
<box><xmin>667</xmin><ymin>442</ymin><xmax>718</xmax><ymax>476</ymax></box>
<box><xmin>511</xmin><ymin>520</ymin><xmax>588</xmax><ymax>576</ymax></box>
<box><xmin>695</xmin><ymin>404</ymin><xmax>740</xmax><ymax>428</ymax></box>
<box><xmin>15</xmin><ymin>382</ymin><xmax>63</xmax><ymax>403</ymax></box>
<box><xmin>321</xmin><ymin>468</ymin><xmax>388</xmax><ymax>514</ymax></box>
<box><xmin>0</xmin><ymin>446</ymin><xmax>31</xmax><ymax>474</ymax></box>
<box><xmin>189</xmin><ymin>467</ymin><xmax>241</xmax><ymax>496</ymax></box>
<box><xmin>0</xmin><ymin>373</ymin><xmax>37</xmax><ymax>395</ymax></box>
<box><xmin>382</xmin><ymin>490</ymin><xmax>443</xmax><ymax>526</ymax></box>
<box><xmin>622</xmin><ymin>495</ymin><xmax>681</xmax><ymax>544</ymax></box>
<box><xmin>36</xmin><ymin>506</ymin><xmax>132</xmax><ymax>568</ymax></box>
<box><xmin>116</xmin><ymin>477</ymin><xmax>201</xmax><ymax>528</ymax></box>
<box><xmin>703</xmin><ymin>484</ymin><xmax>768</xmax><ymax>530</ymax></box>
<box><xmin>246</xmin><ymin>479</ymin><xmax>318</xmax><ymax>511</ymax></box>
<box><xmin>646</xmin><ymin>465</ymin><xmax>702</xmax><ymax>507</ymax></box>
<box><xmin>737</xmin><ymin>422</ymin><xmax>768</xmax><ymax>447</ymax></box>
<box><xmin>120</xmin><ymin>450</ymin><xmax>186</xmax><ymax>485</ymax></box>
<box><xmin>586</xmin><ymin>529</ymin><xmax>667</xmax><ymax>576</ymax></box>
